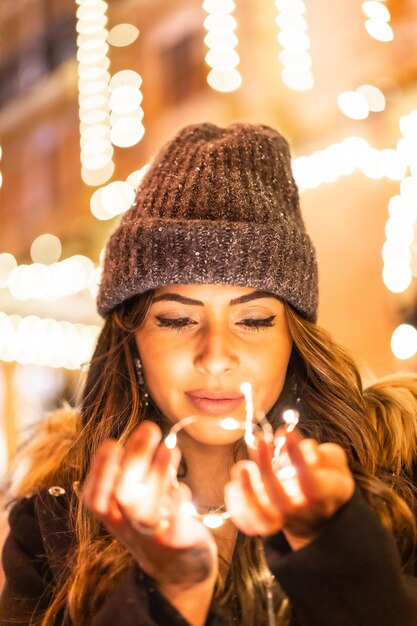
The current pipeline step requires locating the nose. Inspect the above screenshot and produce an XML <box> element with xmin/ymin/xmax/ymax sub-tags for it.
<box><xmin>194</xmin><ymin>323</ymin><xmax>239</xmax><ymax>377</ymax></box>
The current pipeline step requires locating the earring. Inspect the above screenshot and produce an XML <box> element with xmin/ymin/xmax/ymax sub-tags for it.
<box><xmin>135</xmin><ymin>356</ymin><xmax>149</xmax><ymax>407</ymax></box>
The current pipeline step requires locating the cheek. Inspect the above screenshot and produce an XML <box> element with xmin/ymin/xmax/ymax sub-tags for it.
<box><xmin>254</xmin><ymin>336</ymin><xmax>292</xmax><ymax>410</ymax></box>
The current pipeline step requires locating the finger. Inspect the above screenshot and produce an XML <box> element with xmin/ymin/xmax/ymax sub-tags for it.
<box><xmin>316</xmin><ymin>442</ymin><xmax>350</xmax><ymax>470</ymax></box>
<box><xmin>115</xmin><ymin>422</ymin><xmax>161</xmax><ymax>505</ymax></box>
<box><xmin>225</xmin><ymin>471</ymin><xmax>281</xmax><ymax>536</ymax></box>
<box><xmin>232</xmin><ymin>462</ymin><xmax>282</xmax><ymax>528</ymax></box>
<box><xmin>257</xmin><ymin>438</ymin><xmax>293</xmax><ymax>513</ymax></box>
<box><xmin>284</xmin><ymin>431</ymin><xmax>321</xmax><ymax>498</ymax></box>
<box><xmin>83</xmin><ymin>440</ymin><xmax>123</xmax><ymax>524</ymax></box>
<box><xmin>130</xmin><ymin>445</ymin><xmax>181</xmax><ymax>523</ymax></box>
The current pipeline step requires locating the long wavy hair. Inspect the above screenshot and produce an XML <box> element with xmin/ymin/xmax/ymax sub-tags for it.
<box><xmin>11</xmin><ymin>291</ymin><xmax>417</xmax><ymax>626</ymax></box>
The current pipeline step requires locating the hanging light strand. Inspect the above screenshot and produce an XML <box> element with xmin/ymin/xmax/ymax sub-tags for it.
<box><xmin>203</xmin><ymin>0</ymin><xmax>242</xmax><ymax>93</ymax></box>
<box><xmin>362</xmin><ymin>0</ymin><xmax>393</xmax><ymax>42</ymax></box>
<box><xmin>0</xmin><ymin>311</ymin><xmax>101</xmax><ymax>370</ymax></box>
<box><xmin>275</xmin><ymin>0</ymin><xmax>314</xmax><ymax>92</ymax></box>
<box><xmin>76</xmin><ymin>0</ymin><xmax>115</xmax><ymax>187</ymax></box>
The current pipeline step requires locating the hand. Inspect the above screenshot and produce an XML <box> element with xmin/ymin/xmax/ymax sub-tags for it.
<box><xmin>83</xmin><ymin>421</ymin><xmax>218</xmax><ymax>591</ymax></box>
<box><xmin>224</xmin><ymin>429</ymin><xmax>355</xmax><ymax>549</ymax></box>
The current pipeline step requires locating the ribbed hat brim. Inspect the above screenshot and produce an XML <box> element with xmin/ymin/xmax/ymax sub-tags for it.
<box><xmin>97</xmin><ymin>217</ymin><xmax>318</xmax><ymax>321</ymax></box>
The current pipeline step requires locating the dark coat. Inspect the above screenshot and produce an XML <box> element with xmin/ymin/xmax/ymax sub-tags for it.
<box><xmin>1</xmin><ymin>488</ymin><xmax>416</xmax><ymax>626</ymax></box>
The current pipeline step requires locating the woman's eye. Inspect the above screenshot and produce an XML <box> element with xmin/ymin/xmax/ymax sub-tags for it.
<box><xmin>155</xmin><ymin>316</ymin><xmax>197</xmax><ymax>330</ymax></box>
<box><xmin>237</xmin><ymin>315</ymin><xmax>276</xmax><ymax>330</ymax></box>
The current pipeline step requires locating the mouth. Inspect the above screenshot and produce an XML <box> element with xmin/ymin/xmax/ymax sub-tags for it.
<box><xmin>185</xmin><ymin>390</ymin><xmax>244</xmax><ymax>416</ymax></box>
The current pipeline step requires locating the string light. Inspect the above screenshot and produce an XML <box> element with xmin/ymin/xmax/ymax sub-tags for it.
<box><xmin>152</xmin><ymin>383</ymin><xmax>296</xmax><ymax>529</ymax></box>
<box><xmin>292</xmin><ymin>136</ymin><xmax>407</xmax><ymax>191</ymax></box>
<box><xmin>107</xmin><ymin>23</ymin><xmax>140</xmax><ymax>47</ymax></box>
<box><xmin>383</xmin><ymin>110</ymin><xmax>417</xmax><ymax>296</ymax></box>
<box><xmin>362</xmin><ymin>0</ymin><xmax>393</xmax><ymax>42</ymax></box>
<box><xmin>2</xmin><ymin>255</ymin><xmax>98</xmax><ymax>301</ymax></box>
<box><xmin>89</xmin><ymin>162</ymin><xmax>150</xmax><ymax>221</ymax></box>
<box><xmin>0</xmin><ymin>312</ymin><xmax>100</xmax><ymax>370</ymax></box>
<box><xmin>77</xmin><ymin>0</ymin><xmax>114</xmax><ymax>186</ymax></box>
<box><xmin>275</xmin><ymin>0</ymin><xmax>314</xmax><ymax>92</ymax></box>
<box><xmin>30</xmin><ymin>234</ymin><xmax>62</xmax><ymax>265</ymax></box>
<box><xmin>203</xmin><ymin>0</ymin><xmax>242</xmax><ymax>93</ymax></box>
<box><xmin>391</xmin><ymin>324</ymin><xmax>417</xmax><ymax>360</ymax></box>
<box><xmin>109</xmin><ymin>70</ymin><xmax>145</xmax><ymax>148</ymax></box>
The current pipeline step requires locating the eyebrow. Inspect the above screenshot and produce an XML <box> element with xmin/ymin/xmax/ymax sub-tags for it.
<box><xmin>151</xmin><ymin>290</ymin><xmax>280</xmax><ymax>306</ymax></box>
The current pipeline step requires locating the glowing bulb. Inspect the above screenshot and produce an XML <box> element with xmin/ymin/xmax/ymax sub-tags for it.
<box><xmin>337</xmin><ymin>91</ymin><xmax>369</xmax><ymax>120</ymax></box>
<box><xmin>207</xmin><ymin>68</ymin><xmax>242</xmax><ymax>92</ymax></box>
<box><xmin>220</xmin><ymin>417</ymin><xmax>240</xmax><ymax>430</ymax></box>
<box><xmin>391</xmin><ymin>324</ymin><xmax>417</xmax><ymax>360</ymax></box>
<box><xmin>107</xmin><ymin>23</ymin><xmax>140</xmax><ymax>47</ymax></box>
<box><xmin>202</xmin><ymin>514</ymin><xmax>224</xmax><ymax>529</ymax></box>
<box><xmin>165</xmin><ymin>433</ymin><xmax>177</xmax><ymax>450</ymax></box>
<box><xmin>282</xmin><ymin>409</ymin><xmax>299</xmax><ymax>430</ymax></box>
<box><xmin>365</xmin><ymin>19</ymin><xmax>393</xmax><ymax>42</ymax></box>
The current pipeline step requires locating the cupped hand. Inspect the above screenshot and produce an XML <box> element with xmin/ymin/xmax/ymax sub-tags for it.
<box><xmin>224</xmin><ymin>428</ymin><xmax>355</xmax><ymax>549</ymax></box>
<box><xmin>83</xmin><ymin>421</ymin><xmax>218</xmax><ymax>590</ymax></box>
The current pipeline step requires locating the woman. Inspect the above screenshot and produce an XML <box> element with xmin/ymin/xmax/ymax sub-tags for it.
<box><xmin>1</xmin><ymin>123</ymin><xmax>417</xmax><ymax>626</ymax></box>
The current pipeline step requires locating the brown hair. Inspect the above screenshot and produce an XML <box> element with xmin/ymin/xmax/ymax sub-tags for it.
<box><xmin>10</xmin><ymin>294</ymin><xmax>417</xmax><ymax>626</ymax></box>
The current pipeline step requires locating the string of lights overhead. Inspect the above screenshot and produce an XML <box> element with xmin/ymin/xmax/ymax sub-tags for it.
<box><xmin>0</xmin><ymin>311</ymin><xmax>100</xmax><ymax>370</ymax></box>
<box><xmin>275</xmin><ymin>0</ymin><xmax>313</xmax><ymax>92</ymax></box>
<box><xmin>76</xmin><ymin>0</ymin><xmax>114</xmax><ymax>187</ymax></box>
<box><xmin>203</xmin><ymin>0</ymin><xmax>242</xmax><ymax>92</ymax></box>
<box><xmin>362</xmin><ymin>0</ymin><xmax>393</xmax><ymax>42</ymax></box>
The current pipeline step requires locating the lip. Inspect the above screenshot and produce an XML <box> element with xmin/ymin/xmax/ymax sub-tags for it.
<box><xmin>185</xmin><ymin>390</ymin><xmax>244</xmax><ymax>416</ymax></box>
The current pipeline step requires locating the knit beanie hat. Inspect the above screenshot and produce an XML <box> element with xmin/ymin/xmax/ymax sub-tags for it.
<box><xmin>97</xmin><ymin>122</ymin><xmax>318</xmax><ymax>321</ymax></box>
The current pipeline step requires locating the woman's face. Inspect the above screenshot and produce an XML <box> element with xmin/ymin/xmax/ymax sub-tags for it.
<box><xmin>135</xmin><ymin>284</ymin><xmax>293</xmax><ymax>446</ymax></box>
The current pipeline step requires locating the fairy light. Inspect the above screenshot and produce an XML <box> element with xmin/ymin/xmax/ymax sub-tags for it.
<box><xmin>275</xmin><ymin>0</ymin><xmax>314</xmax><ymax>92</ymax></box>
<box><xmin>391</xmin><ymin>324</ymin><xmax>417</xmax><ymax>360</ymax></box>
<box><xmin>0</xmin><ymin>312</ymin><xmax>100</xmax><ymax>369</ymax></box>
<box><xmin>76</xmin><ymin>0</ymin><xmax>114</xmax><ymax>187</ymax></box>
<box><xmin>0</xmin><ymin>253</ymin><xmax>18</xmax><ymax>288</ymax></box>
<box><xmin>30</xmin><ymin>234</ymin><xmax>62</xmax><ymax>265</ymax></box>
<box><xmin>383</xmin><ymin>111</ymin><xmax>417</xmax><ymax>296</ymax></box>
<box><xmin>3</xmin><ymin>254</ymin><xmax>97</xmax><ymax>301</ymax></box>
<box><xmin>292</xmin><ymin>136</ymin><xmax>407</xmax><ymax>191</ymax></box>
<box><xmin>357</xmin><ymin>84</ymin><xmax>385</xmax><ymax>112</ymax></box>
<box><xmin>203</xmin><ymin>0</ymin><xmax>242</xmax><ymax>93</ymax></box>
<box><xmin>107</xmin><ymin>23</ymin><xmax>140</xmax><ymax>47</ymax></box>
<box><xmin>90</xmin><ymin>162</ymin><xmax>150</xmax><ymax>221</ymax></box>
<box><xmin>240</xmin><ymin>382</ymin><xmax>255</xmax><ymax>447</ymax></box>
<box><xmin>362</xmin><ymin>0</ymin><xmax>393</xmax><ymax>42</ymax></box>
<box><xmin>107</xmin><ymin>70</ymin><xmax>145</xmax><ymax>148</ymax></box>
<box><xmin>272</xmin><ymin>409</ymin><xmax>304</xmax><ymax>503</ymax></box>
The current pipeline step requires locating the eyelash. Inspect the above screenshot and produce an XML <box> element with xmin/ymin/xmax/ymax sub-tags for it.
<box><xmin>155</xmin><ymin>315</ymin><xmax>276</xmax><ymax>331</ymax></box>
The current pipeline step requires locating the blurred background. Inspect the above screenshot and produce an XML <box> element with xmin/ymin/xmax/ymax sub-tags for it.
<box><xmin>1</xmin><ymin>0</ymin><xmax>417</xmax><ymax>484</ymax></box>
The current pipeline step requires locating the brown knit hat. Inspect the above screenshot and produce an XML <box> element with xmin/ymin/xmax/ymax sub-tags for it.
<box><xmin>97</xmin><ymin>122</ymin><xmax>318</xmax><ymax>321</ymax></box>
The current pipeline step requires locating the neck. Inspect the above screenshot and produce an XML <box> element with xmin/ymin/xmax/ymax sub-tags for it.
<box><xmin>178</xmin><ymin>433</ymin><xmax>241</xmax><ymax>510</ymax></box>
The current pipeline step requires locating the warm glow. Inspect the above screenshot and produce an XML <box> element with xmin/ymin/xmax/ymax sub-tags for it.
<box><xmin>107</xmin><ymin>23</ymin><xmax>140</xmax><ymax>47</ymax></box>
<box><xmin>337</xmin><ymin>91</ymin><xmax>369</xmax><ymax>120</ymax></box>
<box><xmin>30</xmin><ymin>234</ymin><xmax>62</xmax><ymax>265</ymax></box>
<box><xmin>364</xmin><ymin>19</ymin><xmax>393</xmax><ymax>41</ymax></box>
<box><xmin>110</xmin><ymin>118</ymin><xmax>145</xmax><ymax>148</ymax></box>
<box><xmin>203</xmin><ymin>0</ymin><xmax>242</xmax><ymax>92</ymax></box>
<box><xmin>207</xmin><ymin>68</ymin><xmax>242</xmax><ymax>92</ymax></box>
<box><xmin>356</xmin><ymin>84</ymin><xmax>385</xmax><ymax>112</ymax></box>
<box><xmin>391</xmin><ymin>324</ymin><xmax>417</xmax><ymax>360</ymax></box>
<box><xmin>276</xmin><ymin>0</ymin><xmax>313</xmax><ymax>92</ymax></box>
<box><xmin>77</xmin><ymin>0</ymin><xmax>113</xmax><ymax>186</ymax></box>
<box><xmin>0</xmin><ymin>312</ymin><xmax>101</xmax><ymax>369</ymax></box>
<box><xmin>362</xmin><ymin>1</ymin><xmax>390</xmax><ymax>21</ymax></box>
<box><xmin>0</xmin><ymin>253</ymin><xmax>17</xmax><ymax>288</ymax></box>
